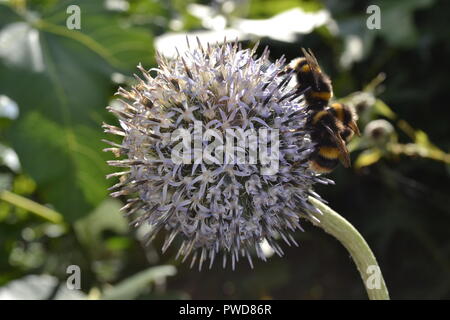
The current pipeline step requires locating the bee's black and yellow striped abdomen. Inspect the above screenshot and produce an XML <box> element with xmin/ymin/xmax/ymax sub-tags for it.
<box><xmin>309</xmin><ymin>145</ymin><xmax>340</xmax><ymax>173</ymax></box>
<box><xmin>307</xmin><ymin>109</ymin><xmax>342</xmax><ymax>173</ymax></box>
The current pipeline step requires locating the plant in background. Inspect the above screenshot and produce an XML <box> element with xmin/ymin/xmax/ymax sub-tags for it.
<box><xmin>104</xmin><ymin>39</ymin><xmax>389</xmax><ymax>299</ymax></box>
<box><xmin>340</xmin><ymin>74</ymin><xmax>450</xmax><ymax>170</ymax></box>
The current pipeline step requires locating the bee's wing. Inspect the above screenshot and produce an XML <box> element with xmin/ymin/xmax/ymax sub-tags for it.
<box><xmin>301</xmin><ymin>48</ymin><xmax>321</xmax><ymax>88</ymax></box>
<box><xmin>323</xmin><ymin>124</ymin><xmax>351</xmax><ymax>168</ymax></box>
<box><xmin>307</xmin><ymin>48</ymin><xmax>320</xmax><ymax>66</ymax></box>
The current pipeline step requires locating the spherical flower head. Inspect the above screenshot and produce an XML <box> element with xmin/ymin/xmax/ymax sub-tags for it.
<box><xmin>103</xmin><ymin>40</ymin><xmax>332</xmax><ymax>270</ymax></box>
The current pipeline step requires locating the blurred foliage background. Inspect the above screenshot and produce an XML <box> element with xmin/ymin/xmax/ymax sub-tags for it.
<box><xmin>0</xmin><ymin>0</ymin><xmax>449</xmax><ymax>299</ymax></box>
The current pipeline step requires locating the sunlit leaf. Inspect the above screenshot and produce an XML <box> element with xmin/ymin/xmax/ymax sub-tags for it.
<box><xmin>415</xmin><ymin>130</ymin><xmax>431</xmax><ymax>146</ymax></box>
<box><xmin>355</xmin><ymin>148</ymin><xmax>382</xmax><ymax>169</ymax></box>
<box><xmin>373</xmin><ymin>99</ymin><xmax>396</xmax><ymax>120</ymax></box>
<box><xmin>105</xmin><ymin>236</ymin><xmax>131</xmax><ymax>251</ymax></box>
<box><xmin>12</xmin><ymin>174</ymin><xmax>36</xmax><ymax>195</ymax></box>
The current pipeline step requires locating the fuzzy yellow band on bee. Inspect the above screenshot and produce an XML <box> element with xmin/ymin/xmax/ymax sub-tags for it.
<box><xmin>309</xmin><ymin>160</ymin><xmax>333</xmax><ymax>173</ymax></box>
<box><xmin>318</xmin><ymin>146</ymin><xmax>340</xmax><ymax>159</ymax></box>
<box><xmin>309</xmin><ymin>91</ymin><xmax>332</xmax><ymax>100</ymax></box>
<box><xmin>312</xmin><ymin>110</ymin><xmax>329</xmax><ymax>124</ymax></box>
<box><xmin>300</xmin><ymin>64</ymin><xmax>310</xmax><ymax>73</ymax></box>
<box><xmin>330</xmin><ymin>103</ymin><xmax>345</xmax><ymax>121</ymax></box>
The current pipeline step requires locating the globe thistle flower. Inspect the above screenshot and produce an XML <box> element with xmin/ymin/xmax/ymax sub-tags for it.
<box><xmin>103</xmin><ymin>39</ymin><xmax>332</xmax><ymax>270</ymax></box>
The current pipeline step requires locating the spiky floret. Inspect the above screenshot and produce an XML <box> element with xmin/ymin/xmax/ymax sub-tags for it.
<box><xmin>103</xmin><ymin>40</ymin><xmax>332</xmax><ymax>270</ymax></box>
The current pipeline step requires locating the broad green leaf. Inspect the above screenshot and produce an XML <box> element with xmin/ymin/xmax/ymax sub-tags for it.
<box><xmin>101</xmin><ymin>265</ymin><xmax>177</xmax><ymax>300</ymax></box>
<box><xmin>0</xmin><ymin>2</ymin><xmax>154</xmax><ymax>222</ymax></box>
<box><xmin>38</xmin><ymin>0</ymin><xmax>155</xmax><ymax>70</ymax></box>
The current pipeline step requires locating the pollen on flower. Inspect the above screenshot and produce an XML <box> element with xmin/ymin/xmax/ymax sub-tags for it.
<box><xmin>103</xmin><ymin>38</ymin><xmax>332</xmax><ymax>270</ymax></box>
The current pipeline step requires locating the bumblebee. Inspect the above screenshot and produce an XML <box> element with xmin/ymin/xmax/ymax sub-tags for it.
<box><xmin>284</xmin><ymin>48</ymin><xmax>360</xmax><ymax>173</ymax></box>
<box><xmin>328</xmin><ymin>102</ymin><xmax>360</xmax><ymax>140</ymax></box>
<box><xmin>307</xmin><ymin>102</ymin><xmax>360</xmax><ymax>173</ymax></box>
<box><xmin>284</xmin><ymin>48</ymin><xmax>333</xmax><ymax>110</ymax></box>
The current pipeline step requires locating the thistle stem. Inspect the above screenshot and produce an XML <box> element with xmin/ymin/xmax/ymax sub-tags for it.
<box><xmin>307</xmin><ymin>196</ymin><xmax>390</xmax><ymax>300</ymax></box>
<box><xmin>0</xmin><ymin>190</ymin><xmax>64</xmax><ymax>225</ymax></box>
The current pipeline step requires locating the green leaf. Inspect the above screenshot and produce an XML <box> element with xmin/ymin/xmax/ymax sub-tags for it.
<box><xmin>355</xmin><ymin>148</ymin><xmax>382</xmax><ymax>169</ymax></box>
<box><xmin>38</xmin><ymin>0</ymin><xmax>155</xmax><ymax>70</ymax></box>
<box><xmin>74</xmin><ymin>198</ymin><xmax>128</xmax><ymax>254</ymax></box>
<box><xmin>101</xmin><ymin>266</ymin><xmax>177</xmax><ymax>300</ymax></box>
<box><xmin>415</xmin><ymin>130</ymin><xmax>431</xmax><ymax>147</ymax></box>
<box><xmin>0</xmin><ymin>2</ymin><xmax>154</xmax><ymax>221</ymax></box>
<box><xmin>374</xmin><ymin>99</ymin><xmax>396</xmax><ymax>120</ymax></box>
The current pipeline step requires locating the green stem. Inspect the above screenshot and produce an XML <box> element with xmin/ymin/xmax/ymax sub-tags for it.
<box><xmin>307</xmin><ymin>196</ymin><xmax>390</xmax><ymax>300</ymax></box>
<box><xmin>0</xmin><ymin>190</ymin><xmax>65</xmax><ymax>225</ymax></box>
